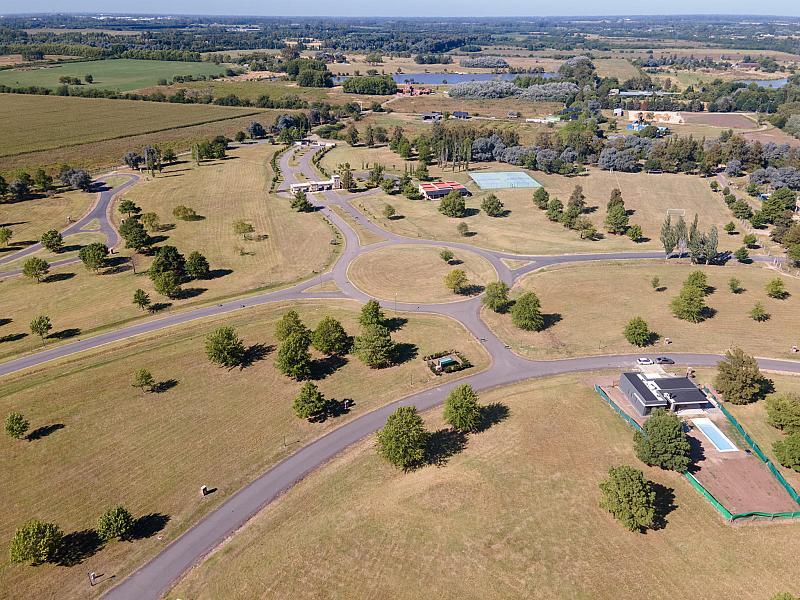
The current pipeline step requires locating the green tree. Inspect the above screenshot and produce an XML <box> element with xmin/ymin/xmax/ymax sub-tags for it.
<box><xmin>133</xmin><ymin>289</ymin><xmax>151</xmax><ymax>311</ymax></box>
<box><xmin>40</xmin><ymin>229</ymin><xmax>63</xmax><ymax>253</ymax></box>
<box><xmin>670</xmin><ymin>285</ymin><xmax>706</xmax><ymax>323</ymax></box>
<box><xmin>633</xmin><ymin>409</ymin><xmax>691</xmax><ymax>471</ymax></box>
<box><xmin>444</xmin><ymin>269</ymin><xmax>469</xmax><ymax>294</ymax></box>
<box><xmin>532</xmin><ymin>187</ymin><xmax>549</xmax><ymax>209</ymax></box>
<box><xmin>438</xmin><ymin>191</ymin><xmax>466</xmax><ymax>217</ymax></box>
<box><xmin>660</xmin><ymin>215</ymin><xmax>676</xmax><ymax>257</ymax></box>
<box><xmin>205</xmin><ymin>326</ymin><xmax>245</xmax><ymax>367</ymax></box>
<box><xmin>599</xmin><ymin>465</ymin><xmax>656</xmax><ymax>532</ymax></box>
<box><xmin>482</xmin><ymin>281</ymin><xmax>510</xmax><ymax>313</ymax></box>
<box><xmin>723</xmin><ymin>221</ymin><xmax>737</xmax><ymax>235</ymax></box>
<box><xmin>623</xmin><ymin>316</ymin><xmax>652</xmax><ymax>347</ymax></box>
<box><xmin>5</xmin><ymin>411</ymin><xmax>29</xmax><ymax>439</ymax></box>
<box><xmin>185</xmin><ymin>251</ymin><xmax>210</xmax><ymax>279</ymax></box>
<box><xmin>742</xmin><ymin>233</ymin><xmax>757</xmax><ymax>248</ymax></box>
<box><xmin>684</xmin><ymin>270</ymin><xmax>708</xmax><ymax>295</ymax></box>
<box><xmin>275</xmin><ymin>310</ymin><xmax>308</xmax><ymax>342</ymax></box>
<box><xmin>22</xmin><ymin>257</ymin><xmax>49</xmax><ymax>282</ymax></box>
<box><xmin>773</xmin><ymin>433</ymin><xmax>800</xmax><ymax>472</ymax></box>
<box><xmin>345</xmin><ymin>124</ymin><xmax>359</xmax><ymax>146</ymax></box>
<box><xmin>78</xmin><ymin>242</ymin><xmax>109</xmax><ymax>272</ymax></box>
<box><xmin>605</xmin><ymin>203</ymin><xmax>629</xmax><ymax>234</ymax></box>
<box><xmin>9</xmin><ymin>520</ymin><xmax>63</xmax><ymax>565</ymax></box>
<box><xmin>353</xmin><ymin>323</ymin><xmax>395</xmax><ymax>368</ymax></box>
<box><xmin>0</xmin><ymin>227</ymin><xmax>12</xmax><ymax>246</ymax></box>
<box><xmin>456</xmin><ymin>221</ymin><xmax>470</xmax><ymax>236</ymax></box>
<box><xmin>510</xmin><ymin>292</ymin><xmax>545</xmax><ymax>331</ymax></box>
<box><xmin>312</xmin><ymin>316</ymin><xmax>349</xmax><ymax>356</ymax></box>
<box><xmin>359</xmin><ymin>299</ymin><xmax>384</xmax><ymax>327</ymax></box>
<box><xmin>275</xmin><ymin>330</ymin><xmax>313</xmax><ymax>380</ymax></box>
<box><xmin>734</xmin><ymin>246</ymin><xmax>749</xmax><ymax>262</ymax></box>
<box><xmin>132</xmin><ymin>368</ymin><xmax>155</xmax><ymax>392</ymax></box>
<box><xmin>29</xmin><ymin>315</ymin><xmax>52</xmax><ymax>342</ymax></box>
<box><xmin>293</xmin><ymin>382</ymin><xmax>327</xmax><ymax>420</ymax></box>
<box><xmin>339</xmin><ymin>164</ymin><xmax>355</xmax><ymax>190</ymax></box>
<box><xmin>118</xmin><ymin>199</ymin><xmax>141</xmax><ymax>218</ymax></box>
<box><xmin>626</xmin><ymin>224</ymin><xmax>643</xmax><ymax>242</ymax></box>
<box><xmin>766</xmin><ymin>277</ymin><xmax>787</xmax><ymax>299</ymax></box>
<box><xmin>152</xmin><ymin>270</ymin><xmax>181</xmax><ymax>298</ymax></box>
<box><xmin>481</xmin><ymin>193</ymin><xmax>505</xmax><ymax>217</ymax></box>
<box><xmin>119</xmin><ymin>218</ymin><xmax>150</xmax><ymax>251</ymax></box>
<box><xmin>728</xmin><ymin>277</ymin><xmax>742</xmax><ymax>294</ymax></box>
<box><xmin>97</xmin><ymin>506</ymin><xmax>134</xmax><ymax>541</ymax></box>
<box><xmin>443</xmin><ymin>384</ymin><xmax>481</xmax><ymax>432</ymax></box>
<box><xmin>607</xmin><ymin>188</ymin><xmax>624</xmax><ymax>210</ymax></box>
<box><xmin>383</xmin><ymin>203</ymin><xmax>396</xmax><ymax>219</ymax></box>
<box><xmin>149</xmin><ymin>245</ymin><xmax>185</xmax><ymax>279</ymax></box>
<box><xmin>714</xmin><ymin>347</ymin><xmax>769</xmax><ymax>405</ymax></box>
<box><xmin>233</xmin><ymin>219</ymin><xmax>255</xmax><ymax>240</ymax></box>
<box><xmin>650</xmin><ymin>276</ymin><xmax>661</xmax><ymax>291</ymax></box>
<box><xmin>140</xmin><ymin>212</ymin><xmax>160</xmax><ymax>233</ymax></box>
<box><xmin>376</xmin><ymin>406</ymin><xmax>428</xmax><ymax>469</ymax></box>
<box><xmin>766</xmin><ymin>393</ymin><xmax>800</xmax><ymax>433</ymax></box>
<box><xmin>291</xmin><ymin>190</ymin><xmax>314</xmax><ymax>212</ymax></box>
<box><xmin>439</xmin><ymin>248</ymin><xmax>454</xmax><ymax>263</ymax></box>
<box><xmin>173</xmin><ymin>205</ymin><xmax>197</xmax><ymax>221</ymax></box>
<box><xmin>545</xmin><ymin>196</ymin><xmax>563</xmax><ymax>222</ymax></box>
<box><xmin>750</xmin><ymin>302</ymin><xmax>769</xmax><ymax>322</ymax></box>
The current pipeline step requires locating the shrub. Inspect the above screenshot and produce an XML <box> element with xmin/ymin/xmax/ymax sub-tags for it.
<box><xmin>599</xmin><ymin>465</ymin><xmax>655</xmax><ymax>532</ymax></box>
<box><xmin>97</xmin><ymin>506</ymin><xmax>134</xmax><ymax>541</ymax></box>
<box><xmin>9</xmin><ymin>520</ymin><xmax>63</xmax><ymax>565</ymax></box>
<box><xmin>766</xmin><ymin>277</ymin><xmax>787</xmax><ymax>299</ymax></box>
<box><xmin>773</xmin><ymin>433</ymin><xmax>800</xmax><ymax>471</ymax></box>
<box><xmin>5</xmin><ymin>411</ymin><xmax>29</xmax><ymax>439</ymax></box>
<box><xmin>750</xmin><ymin>302</ymin><xmax>769</xmax><ymax>321</ymax></box>
<box><xmin>480</xmin><ymin>193</ymin><xmax>505</xmax><ymax>217</ymax></box>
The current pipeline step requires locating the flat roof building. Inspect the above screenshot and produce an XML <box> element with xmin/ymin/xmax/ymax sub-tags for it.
<box><xmin>619</xmin><ymin>373</ymin><xmax>709</xmax><ymax>416</ymax></box>
<box><xmin>418</xmin><ymin>181</ymin><xmax>470</xmax><ymax>200</ymax></box>
<box><xmin>290</xmin><ymin>175</ymin><xmax>341</xmax><ymax>194</ymax></box>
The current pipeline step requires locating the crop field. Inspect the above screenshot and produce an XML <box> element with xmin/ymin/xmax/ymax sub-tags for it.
<box><xmin>170</xmin><ymin>374</ymin><xmax>800</xmax><ymax>600</ymax></box>
<box><xmin>593</xmin><ymin>58</ymin><xmax>642</xmax><ymax>80</ymax></box>
<box><xmin>0</xmin><ymin>143</ymin><xmax>337</xmax><ymax>359</ymax></box>
<box><xmin>0</xmin><ymin>59</ymin><xmax>226</xmax><ymax>92</ymax></box>
<box><xmin>388</xmin><ymin>95</ymin><xmax>561</xmax><ymax>120</ymax></box>
<box><xmin>483</xmin><ymin>261</ymin><xmax>800</xmax><ymax>360</ymax></box>
<box><xmin>0</xmin><ymin>299</ymin><xmax>489</xmax><ymax>600</ymax></box>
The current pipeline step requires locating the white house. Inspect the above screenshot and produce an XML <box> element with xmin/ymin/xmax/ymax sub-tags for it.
<box><xmin>290</xmin><ymin>175</ymin><xmax>341</xmax><ymax>194</ymax></box>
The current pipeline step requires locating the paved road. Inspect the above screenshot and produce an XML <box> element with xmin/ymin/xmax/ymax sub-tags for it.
<box><xmin>2</xmin><ymin>145</ymin><xmax>793</xmax><ymax>599</ymax></box>
<box><xmin>0</xmin><ymin>172</ymin><xmax>139</xmax><ymax>277</ymax></box>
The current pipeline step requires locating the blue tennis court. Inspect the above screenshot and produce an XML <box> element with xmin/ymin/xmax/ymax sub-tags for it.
<box><xmin>469</xmin><ymin>171</ymin><xmax>542</xmax><ymax>190</ymax></box>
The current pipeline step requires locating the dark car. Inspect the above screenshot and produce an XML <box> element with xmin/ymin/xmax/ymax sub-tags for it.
<box><xmin>656</xmin><ymin>357</ymin><xmax>675</xmax><ymax>364</ymax></box>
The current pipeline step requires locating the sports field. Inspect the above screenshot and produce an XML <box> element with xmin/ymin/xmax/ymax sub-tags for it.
<box><xmin>170</xmin><ymin>374</ymin><xmax>800</xmax><ymax>600</ymax></box>
<box><xmin>483</xmin><ymin>261</ymin><xmax>800</xmax><ymax>360</ymax></box>
<box><xmin>0</xmin><ymin>299</ymin><xmax>489</xmax><ymax>600</ymax></box>
<box><xmin>0</xmin><ymin>59</ymin><xmax>226</xmax><ymax>92</ymax></box>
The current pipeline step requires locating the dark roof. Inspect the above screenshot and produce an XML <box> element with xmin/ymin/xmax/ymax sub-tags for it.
<box><xmin>621</xmin><ymin>372</ymin><xmax>666</xmax><ymax>407</ymax></box>
<box><xmin>621</xmin><ymin>373</ymin><xmax>708</xmax><ymax>407</ymax></box>
<box><xmin>453</xmin><ymin>111</ymin><xmax>469</xmax><ymax>117</ymax></box>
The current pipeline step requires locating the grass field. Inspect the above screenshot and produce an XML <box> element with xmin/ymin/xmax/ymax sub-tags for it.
<box><xmin>348</xmin><ymin>244</ymin><xmax>497</xmax><ymax>303</ymax></box>
<box><xmin>593</xmin><ymin>58</ymin><xmax>642</xmax><ymax>80</ymax></box>
<box><xmin>482</xmin><ymin>261</ymin><xmax>800</xmax><ymax>360</ymax></box>
<box><xmin>0</xmin><ymin>143</ymin><xmax>338</xmax><ymax>359</ymax></box>
<box><xmin>169</xmin><ymin>374</ymin><xmax>800</xmax><ymax>600</ymax></box>
<box><xmin>0</xmin><ymin>59</ymin><xmax>226</xmax><ymax>92</ymax></box>
<box><xmin>0</xmin><ymin>299</ymin><xmax>489</xmax><ymax>600</ymax></box>
<box><xmin>388</xmin><ymin>95</ymin><xmax>561</xmax><ymax>120</ymax></box>
<box><xmin>345</xmin><ymin>164</ymin><xmax>740</xmax><ymax>255</ymax></box>
<box><xmin>0</xmin><ymin>94</ymin><xmax>266</xmax><ymax>161</ymax></box>
<box><xmin>0</xmin><ymin>189</ymin><xmax>94</xmax><ymax>248</ymax></box>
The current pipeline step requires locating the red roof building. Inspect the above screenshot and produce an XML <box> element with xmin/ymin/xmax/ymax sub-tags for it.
<box><xmin>418</xmin><ymin>181</ymin><xmax>470</xmax><ymax>199</ymax></box>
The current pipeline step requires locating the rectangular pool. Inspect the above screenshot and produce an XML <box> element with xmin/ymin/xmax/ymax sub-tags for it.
<box><xmin>692</xmin><ymin>418</ymin><xmax>738</xmax><ymax>453</ymax></box>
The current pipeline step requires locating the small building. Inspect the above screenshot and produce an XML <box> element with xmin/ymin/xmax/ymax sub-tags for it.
<box><xmin>452</xmin><ymin>111</ymin><xmax>470</xmax><ymax>119</ymax></box>
<box><xmin>290</xmin><ymin>175</ymin><xmax>341</xmax><ymax>194</ymax></box>
<box><xmin>619</xmin><ymin>373</ymin><xmax>710</xmax><ymax>416</ymax></box>
<box><xmin>421</xmin><ymin>111</ymin><xmax>442</xmax><ymax>121</ymax></box>
<box><xmin>612</xmin><ymin>107</ymin><xmax>624</xmax><ymax>117</ymax></box>
<box><xmin>735</xmin><ymin>61</ymin><xmax>760</xmax><ymax>70</ymax></box>
<box><xmin>418</xmin><ymin>181</ymin><xmax>470</xmax><ymax>200</ymax></box>
<box><xmin>507</xmin><ymin>111</ymin><xmax>520</xmax><ymax>119</ymax></box>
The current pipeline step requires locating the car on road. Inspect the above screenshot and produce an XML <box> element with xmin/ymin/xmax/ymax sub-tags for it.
<box><xmin>637</xmin><ymin>357</ymin><xmax>654</xmax><ymax>365</ymax></box>
<box><xmin>656</xmin><ymin>357</ymin><xmax>675</xmax><ymax>364</ymax></box>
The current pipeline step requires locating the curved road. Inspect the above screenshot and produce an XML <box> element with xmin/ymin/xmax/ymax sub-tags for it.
<box><xmin>0</xmin><ymin>146</ymin><xmax>794</xmax><ymax>598</ymax></box>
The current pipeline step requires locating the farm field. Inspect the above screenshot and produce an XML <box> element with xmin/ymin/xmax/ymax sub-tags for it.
<box><xmin>348</xmin><ymin>244</ymin><xmax>497</xmax><ymax>303</ymax></box>
<box><xmin>169</xmin><ymin>374</ymin><xmax>800</xmax><ymax>600</ymax></box>
<box><xmin>0</xmin><ymin>94</ymin><xmax>266</xmax><ymax>162</ymax></box>
<box><xmin>593</xmin><ymin>58</ymin><xmax>642</xmax><ymax>80</ymax></box>
<box><xmin>348</xmin><ymin>166</ymin><xmax>742</xmax><ymax>255</ymax></box>
<box><xmin>483</xmin><ymin>261</ymin><xmax>800</xmax><ymax>360</ymax></box>
<box><xmin>0</xmin><ymin>143</ymin><xmax>337</xmax><ymax>359</ymax></box>
<box><xmin>388</xmin><ymin>95</ymin><xmax>561</xmax><ymax>120</ymax></box>
<box><xmin>0</xmin><ymin>299</ymin><xmax>489</xmax><ymax>600</ymax></box>
<box><xmin>0</xmin><ymin>59</ymin><xmax>227</xmax><ymax>91</ymax></box>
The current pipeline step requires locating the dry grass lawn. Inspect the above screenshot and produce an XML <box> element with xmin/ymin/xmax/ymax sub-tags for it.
<box><xmin>349</xmin><ymin>165</ymin><xmax>740</xmax><ymax>255</ymax></box>
<box><xmin>170</xmin><ymin>374</ymin><xmax>800</xmax><ymax>600</ymax></box>
<box><xmin>0</xmin><ymin>299</ymin><xmax>489</xmax><ymax>600</ymax></box>
<box><xmin>594</xmin><ymin>58</ymin><xmax>642</xmax><ymax>80</ymax></box>
<box><xmin>483</xmin><ymin>261</ymin><xmax>800</xmax><ymax>360</ymax></box>
<box><xmin>0</xmin><ymin>143</ymin><xmax>338</xmax><ymax>359</ymax></box>
<box><xmin>329</xmin><ymin>205</ymin><xmax>386</xmax><ymax>246</ymax></box>
<box><xmin>348</xmin><ymin>244</ymin><xmax>497</xmax><ymax>303</ymax></box>
<box><xmin>0</xmin><ymin>189</ymin><xmax>94</xmax><ymax>248</ymax></box>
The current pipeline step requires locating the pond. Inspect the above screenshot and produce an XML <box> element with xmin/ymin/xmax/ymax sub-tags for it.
<box><xmin>735</xmin><ymin>78</ymin><xmax>788</xmax><ymax>89</ymax></box>
<box><xmin>335</xmin><ymin>72</ymin><xmax>557</xmax><ymax>85</ymax></box>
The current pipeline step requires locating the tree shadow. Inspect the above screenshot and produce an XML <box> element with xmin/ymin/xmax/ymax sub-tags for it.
<box><xmin>476</xmin><ymin>402</ymin><xmax>510</xmax><ymax>433</ymax></box>
<box><xmin>178</xmin><ymin>287</ymin><xmax>207</xmax><ymax>300</ymax></box>
<box><xmin>686</xmin><ymin>435</ymin><xmax>707</xmax><ymax>474</ymax></box>
<box><xmin>55</xmin><ymin>529</ymin><xmax>103</xmax><ymax>566</ymax></box>
<box><xmin>700</xmin><ymin>307</ymin><xmax>717</xmax><ymax>321</ymax></box>
<box><xmin>388</xmin><ymin>214</ymin><xmax>405</xmax><ymax>220</ymax></box>
<box><xmin>459</xmin><ymin>283</ymin><xmax>485</xmax><ymax>296</ymax></box>
<box><xmin>705</xmin><ymin>285</ymin><xmax>717</xmax><ymax>296</ymax></box>
<box><xmin>43</xmin><ymin>272</ymin><xmax>76</xmax><ymax>283</ymax></box>
<box><xmin>393</xmin><ymin>342</ymin><xmax>418</xmax><ymax>365</ymax></box>
<box><xmin>383</xmin><ymin>316</ymin><xmax>407</xmax><ymax>332</ymax></box>
<box><xmin>149</xmin><ymin>302</ymin><xmax>172</xmax><ymax>313</ymax></box>
<box><xmin>181</xmin><ymin>214</ymin><xmax>206</xmax><ymax>222</ymax></box>
<box><xmin>152</xmin><ymin>379</ymin><xmax>179</xmax><ymax>393</ymax></box>
<box><xmin>0</xmin><ymin>332</ymin><xmax>27</xmax><ymax>343</ymax></box>
<box><xmin>158</xmin><ymin>223</ymin><xmax>176</xmax><ymax>232</ymax></box>
<box><xmin>425</xmin><ymin>428</ymin><xmax>468</xmax><ymax>466</ymax></box>
<box><xmin>325</xmin><ymin>397</ymin><xmax>354</xmax><ymax>419</ymax></box>
<box><xmin>26</xmin><ymin>423</ymin><xmax>64</xmax><ymax>441</ymax></box>
<box><xmin>207</xmin><ymin>268</ymin><xmax>233</xmax><ymax>280</ymax></box>
<box><xmin>240</xmin><ymin>343</ymin><xmax>273</xmax><ymax>368</ymax></box>
<box><xmin>542</xmin><ymin>313</ymin><xmax>562</xmax><ymax>330</ymax></box>
<box><xmin>103</xmin><ymin>262</ymin><xmax>132</xmax><ymax>275</ymax></box>
<box><xmin>0</xmin><ymin>317</ymin><xmax>11</xmax><ymax>327</ymax></box>
<box><xmin>463</xmin><ymin>208</ymin><xmax>480</xmax><ymax>217</ymax></box>
<box><xmin>311</xmin><ymin>354</ymin><xmax>348</xmax><ymax>380</ymax></box>
<box><xmin>650</xmin><ymin>482</ymin><xmax>678</xmax><ymax>531</ymax></box>
<box><xmin>104</xmin><ymin>255</ymin><xmax>129</xmax><ymax>267</ymax></box>
<box><xmin>130</xmin><ymin>513</ymin><xmax>170</xmax><ymax>540</ymax></box>
<box><xmin>48</xmin><ymin>328</ymin><xmax>81</xmax><ymax>340</ymax></box>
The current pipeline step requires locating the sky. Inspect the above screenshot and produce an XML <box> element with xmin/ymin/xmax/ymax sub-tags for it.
<box><xmin>3</xmin><ymin>1</ymin><xmax>800</xmax><ymax>17</ymax></box>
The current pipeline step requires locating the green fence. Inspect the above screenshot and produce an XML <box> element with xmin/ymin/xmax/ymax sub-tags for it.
<box><xmin>593</xmin><ymin>385</ymin><xmax>800</xmax><ymax>522</ymax></box>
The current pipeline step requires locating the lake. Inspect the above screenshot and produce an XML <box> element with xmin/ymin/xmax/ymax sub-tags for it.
<box><xmin>335</xmin><ymin>72</ymin><xmax>557</xmax><ymax>85</ymax></box>
<box><xmin>735</xmin><ymin>78</ymin><xmax>788</xmax><ymax>89</ymax></box>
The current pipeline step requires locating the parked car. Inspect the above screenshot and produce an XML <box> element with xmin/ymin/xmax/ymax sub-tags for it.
<box><xmin>656</xmin><ymin>357</ymin><xmax>675</xmax><ymax>364</ymax></box>
<box><xmin>637</xmin><ymin>357</ymin><xmax>654</xmax><ymax>365</ymax></box>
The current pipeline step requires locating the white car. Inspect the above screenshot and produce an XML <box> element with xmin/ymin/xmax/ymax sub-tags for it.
<box><xmin>637</xmin><ymin>357</ymin><xmax>654</xmax><ymax>365</ymax></box>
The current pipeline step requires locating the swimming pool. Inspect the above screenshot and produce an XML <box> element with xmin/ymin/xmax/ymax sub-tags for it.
<box><xmin>469</xmin><ymin>171</ymin><xmax>542</xmax><ymax>190</ymax></box>
<box><xmin>692</xmin><ymin>418</ymin><xmax>738</xmax><ymax>453</ymax></box>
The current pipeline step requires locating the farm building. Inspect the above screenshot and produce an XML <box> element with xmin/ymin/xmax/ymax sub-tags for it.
<box><xmin>452</xmin><ymin>111</ymin><xmax>470</xmax><ymax>119</ymax></box>
<box><xmin>619</xmin><ymin>373</ymin><xmax>709</xmax><ymax>416</ymax></box>
<box><xmin>290</xmin><ymin>175</ymin><xmax>341</xmax><ymax>194</ymax></box>
<box><xmin>418</xmin><ymin>181</ymin><xmax>470</xmax><ymax>200</ymax></box>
